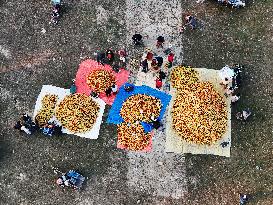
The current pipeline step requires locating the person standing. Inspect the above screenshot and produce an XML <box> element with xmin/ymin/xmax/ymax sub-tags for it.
<box><xmin>111</xmin><ymin>84</ymin><xmax>118</xmax><ymax>94</ymax></box>
<box><xmin>156</xmin><ymin>36</ymin><xmax>165</xmax><ymax>48</ymax></box>
<box><xmin>132</xmin><ymin>33</ymin><xmax>143</xmax><ymax>46</ymax></box>
<box><xmin>236</xmin><ymin>108</ymin><xmax>252</xmax><ymax>121</ymax></box>
<box><xmin>106</xmin><ymin>49</ymin><xmax>114</xmax><ymax>64</ymax></box>
<box><xmin>159</xmin><ymin>70</ymin><xmax>166</xmax><ymax>80</ymax></box>
<box><xmin>141</xmin><ymin>59</ymin><xmax>148</xmax><ymax>73</ymax></box>
<box><xmin>155</xmin><ymin>77</ymin><xmax>163</xmax><ymax>89</ymax></box>
<box><xmin>151</xmin><ymin>115</ymin><xmax>161</xmax><ymax>130</ymax></box>
<box><xmin>155</xmin><ymin>56</ymin><xmax>163</xmax><ymax>67</ymax></box>
<box><xmin>167</xmin><ymin>53</ymin><xmax>175</xmax><ymax>68</ymax></box>
<box><xmin>151</xmin><ymin>59</ymin><xmax>159</xmax><ymax>71</ymax></box>
<box><xmin>185</xmin><ymin>15</ymin><xmax>197</xmax><ymax>30</ymax></box>
<box><xmin>105</xmin><ymin>87</ymin><xmax>112</xmax><ymax>97</ymax></box>
<box><xmin>70</xmin><ymin>79</ymin><xmax>77</xmax><ymax>94</ymax></box>
<box><xmin>231</xmin><ymin>93</ymin><xmax>240</xmax><ymax>103</ymax></box>
<box><xmin>240</xmin><ymin>194</ymin><xmax>249</xmax><ymax>205</ymax></box>
<box><xmin>14</xmin><ymin>121</ymin><xmax>32</xmax><ymax>135</ymax></box>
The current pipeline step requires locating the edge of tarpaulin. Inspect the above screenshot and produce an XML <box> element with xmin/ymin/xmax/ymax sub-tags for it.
<box><xmin>107</xmin><ymin>83</ymin><xmax>172</xmax><ymax>126</ymax></box>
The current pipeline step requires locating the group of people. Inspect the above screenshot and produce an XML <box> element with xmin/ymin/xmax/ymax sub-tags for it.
<box><xmin>105</xmin><ymin>84</ymin><xmax>118</xmax><ymax>97</ymax></box>
<box><xmin>133</xmin><ymin>34</ymin><xmax>174</xmax><ymax>90</ymax></box>
<box><xmin>53</xmin><ymin>167</ymin><xmax>85</xmax><ymax>190</ymax></box>
<box><xmin>132</xmin><ymin>33</ymin><xmax>166</xmax><ymax>49</ymax></box>
<box><xmin>14</xmin><ymin>113</ymin><xmax>62</xmax><ymax>137</ymax></box>
<box><xmin>219</xmin><ymin>65</ymin><xmax>252</xmax><ymax>122</ymax></box>
<box><xmin>14</xmin><ymin>114</ymin><xmax>37</xmax><ymax>135</ymax></box>
<box><xmin>95</xmin><ymin>48</ymin><xmax>127</xmax><ymax>71</ymax></box>
<box><xmin>220</xmin><ymin>65</ymin><xmax>242</xmax><ymax>103</ymax></box>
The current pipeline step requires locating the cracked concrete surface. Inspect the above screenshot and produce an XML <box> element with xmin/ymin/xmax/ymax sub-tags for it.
<box><xmin>125</xmin><ymin>0</ymin><xmax>187</xmax><ymax>199</ymax></box>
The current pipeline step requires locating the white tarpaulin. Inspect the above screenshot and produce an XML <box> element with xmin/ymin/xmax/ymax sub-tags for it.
<box><xmin>33</xmin><ymin>85</ymin><xmax>105</xmax><ymax>139</ymax></box>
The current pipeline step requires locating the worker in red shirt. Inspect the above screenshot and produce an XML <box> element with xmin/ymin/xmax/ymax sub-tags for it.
<box><xmin>155</xmin><ymin>77</ymin><xmax>163</xmax><ymax>89</ymax></box>
<box><xmin>167</xmin><ymin>53</ymin><xmax>175</xmax><ymax>68</ymax></box>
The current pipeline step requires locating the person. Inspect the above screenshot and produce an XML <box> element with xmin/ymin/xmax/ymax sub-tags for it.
<box><xmin>240</xmin><ymin>194</ymin><xmax>249</xmax><ymax>205</ymax></box>
<box><xmin>151</xmin><ymin>115</ymin><xmax>161</xmax><ymax>130</ymax></box>
<box><xmin>164</xmin><ymin>44</ymin><xmax>172</xmax><ymax>55</ymax></box>
<box><xmin>151</xmin><ymin>59</ymin><xmax>159</xmax><ymax>71</ymax></box>
<box><xmin>124</xmin><ymin>84</ymin><xmax>134</xmax><ymax>92</ymax></box>
<box><xmin>220</xmin><ymin>141</ymin><xmax>229</xmax><ymax>148</ymax></box>
<box><xmin>231</xmin><ymin>93</ymin><xmax>240</xmax><ymax>103</ymax></box>
<box><xmin>118</xmin><ymin>48</ymin><xmax>126</xmax><ymax>63</ymax></box>
<box><xmin>155</xmin><ymin>56</ymin><xmax>163</xmax><ymax>67</ymax></box>
<box><xmin>42</xmin><ymin>123</ymin><xmax>54</xmax><ymax>136</ymax></box>
<box><xmin>219</xmin><ymin>0</ymin><xmax>245</xmax><ymax>7</ymax></box>
<box><xmin>146</xmin><ymin>52</ymin><xmax>153</xmax><ymax>61</ymax></box>
<box><xmin>141</xmin><ymin>59</ymin><xmax>148</xmax><ymax>73</ymax></box>
<box><xmin>105</xmin><ymin>87</ymin><xmax>112</xmax><ymax>97</ymax></box>
<box><xmin>21</xmin><ymin>113</ymin><xmax>32</xmax><ymax>124</ymax></box>
<box><xmin>70</xmin><ymin>79</ymin><xmax>76</xmax><ymax>94</ymax></box>
<box><xmin>167</xmin><ymin>53</ymin><xmax>175</xmax><ymax>67</ymax></box>
<box><xmin>56</xmin><ymin>173</ymin><xmax>71</xmax><ymax>188</ymax></box>
<box><xmin>90</xmin><ymin>91</ymin><xmax>99</xmax><ymax>98</ymax></box>
<box><xmin>14</xmin><ymin>121</ymin><xmax>32</xmax><ymax>135</ymax></box>
<box><xmin>51</xmin><ymin>4</ymin><xmax>60</xmax><ymax>25</ymax></box>
<box><xmin>20</xmin><ymin>114</ymin><xmax>37</xmax><ymax>133</ymax></box>
<box><xmin>54</xmin><ymin>125</ymin><xmax>63</xmax><ymax>135</ymax></box>
<box><xmin>132</xmin><ymin>33</ymin><xmax>143</xmax><ymax>46</ymax></box>
<box><xmin>106</xmin><ymin>49</ymin><xmax>114</xmax><ymax>63</ymax></box>
<box><xmin>232</xmin><ymin>68</ymin><xmax>242</xmax><ymax>89</ymax></box>
<box><xmin>225</xmin><ymin>86</ymin><xmax>235</xmax><ymax>96</ymax></box>
<box><xmin>185</xmin><ymin>15</ymin><xmax>197</xmax><ymax>30</ymax></box>
<box><xmin>111</xmin><ymin>84</ymin><xmax>118</xmax><ymax>94</ymax></box>
<box><xmin>159</xmin><ymin>70</ymin><xmax>166</xmax><ymax>80</ymax></box>
<box><xmin>236</xmin><ymin>108</ymin><xmax>252</xmax><ymax>121</ymax></box>
<box><xmin>155</xmin><ymin>77</ymin><xmax>163</xmax><ymax>89</ymax></box>
<box><xmin>156</xmin><ymin>36</ymin><xmax>165</xmax><ymax>48</ymax></box>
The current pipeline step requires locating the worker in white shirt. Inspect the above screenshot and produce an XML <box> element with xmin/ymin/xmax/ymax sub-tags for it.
<box><xmin>231</xmin><ymin>93</ymin><xmax>240</xmax><ymax>103</ymax></box>
<box><xmin>236</xmin><ymin>108</ymin><xmax>252</xmax><ymax>121</ymax></box>
<box><xmin>111</xmin><ymin>84</ymin><xmax>118</xmax><ymax>94</ymax></box>
<box><xmin>14</xmin><ymin>121</ymin><xmax>32</xmax><ymax>135</ymax></box>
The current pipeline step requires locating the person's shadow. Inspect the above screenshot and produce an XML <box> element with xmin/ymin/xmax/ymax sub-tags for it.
<box><xmin>0</xmin><ymin>140</ymin><xmax>12</xmax><ymax>167</ymax></box>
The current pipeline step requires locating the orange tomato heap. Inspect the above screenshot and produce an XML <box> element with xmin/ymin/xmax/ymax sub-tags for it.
<box><xmin>35</xmin><ymin>94</ymin><xmax>58</xmax><ymax>127</ymax></box>
<box><xmin>86</xmin><ymin>70</ymin><xmax>116</xmax><ymax>93</ymax></box>
<box><xmin>56</xmin><ymin>94</ymin><xmax>99</xmax><ymax>133</ymax></box>
<box><xmin>120</xmin><ymin>94</ymin><xmax>162</xmax><ymax>123</ymax></box>
<box><xmin>172</xmin><ymin>82</ymin><xmax>227</xmax><ymax>145</ymax></box>
<box><xmin>117</xmin><ymin>122</ymin><xmax>152</xmax><ymax>151</ymax></box>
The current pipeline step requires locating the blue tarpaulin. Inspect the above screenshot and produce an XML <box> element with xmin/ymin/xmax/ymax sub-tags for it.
<box><xmin>107</xmin><ymin>83</ymin><xmax>171</xmax><ymax>132</ymax></box>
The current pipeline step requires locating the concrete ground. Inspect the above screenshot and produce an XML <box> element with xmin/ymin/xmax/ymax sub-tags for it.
<box><xmin>0</xmin><ymin>0</ymin><xmax>272</xmax><ymax>205</ymax></box>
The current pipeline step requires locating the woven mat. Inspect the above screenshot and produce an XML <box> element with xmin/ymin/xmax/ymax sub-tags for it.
<box><xmin>165</xmin><ymin>68</ymin><xmax>232</xmax><ymax>157</ymax></box>
<box><xmin>33</xmin><ymin>85</ymin><xmax>105</xmax><ymax>139</ymax></box>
